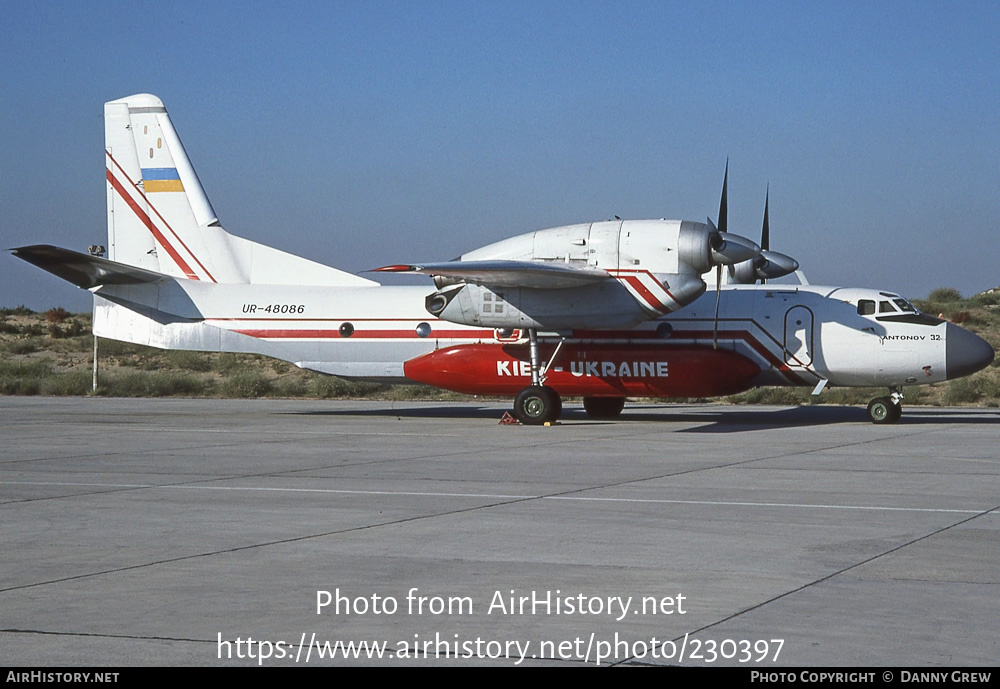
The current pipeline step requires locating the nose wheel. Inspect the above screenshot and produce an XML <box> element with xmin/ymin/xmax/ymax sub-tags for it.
<box><xmin>867</xmin><ymin>389</ymin><xmax>903</xmax><ymax>424</ymax></box>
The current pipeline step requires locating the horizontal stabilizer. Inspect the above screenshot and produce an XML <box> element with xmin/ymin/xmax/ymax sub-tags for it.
<box><xmin>373</xmin><ymin>260</ymin><xmax>610</xmax><ymax>289</ymax></box>
<box><xmin>11</xmin><ymin>245</ymin><xmax>170</xmax><ymax>289</ymax></box>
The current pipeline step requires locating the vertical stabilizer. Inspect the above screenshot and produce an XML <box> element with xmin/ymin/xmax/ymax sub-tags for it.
<box><xmin>105</xmin><ymin>94</ymin><xmax>220</xmax><ymax>280</ymax></box>
<box><xmin>104</xmin><ymin>94</ymin><xmax>375</xmax><ymax>287</ymax></box>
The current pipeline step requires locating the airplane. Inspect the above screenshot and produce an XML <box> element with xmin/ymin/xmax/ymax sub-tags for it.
<box><xmin>11</xmin><ymin>94</ymin><xmax>995</xmax><ymax>426</ymax></box>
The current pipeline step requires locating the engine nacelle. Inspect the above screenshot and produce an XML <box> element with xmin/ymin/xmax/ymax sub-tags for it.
<box><xmin>460</xmin><ymin>219</ymin><xmax>757</xmax><ymax>279</ymax></box>
<box><xmin>417</xmin><ymin>218</ymin><xmax>756</xmax><ymax>329</ymax></box>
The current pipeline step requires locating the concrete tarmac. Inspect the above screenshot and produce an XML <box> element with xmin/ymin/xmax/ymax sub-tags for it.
<box><xmin>1</xmin><ymin>397</ymin><xmax>997</xmax><ymax>666</ymax></box>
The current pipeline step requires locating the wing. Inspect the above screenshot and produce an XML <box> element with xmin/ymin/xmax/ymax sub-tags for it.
<box><xmin>372</xmin><ymin>260</ymin><xmax>611</xmax><ymax>289</ymax></box>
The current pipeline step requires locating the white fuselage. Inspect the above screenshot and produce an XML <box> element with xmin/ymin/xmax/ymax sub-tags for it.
<box><xmin>93</xmin><ymin>279</ymin><xmax>959</xmax><ymax>391</ymax></box>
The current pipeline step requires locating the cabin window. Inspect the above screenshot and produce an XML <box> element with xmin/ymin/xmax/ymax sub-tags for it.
<box><xmin>857</xmin><ymin>300</ymin><xmax>875</xmax><ymax>315</ymax></box>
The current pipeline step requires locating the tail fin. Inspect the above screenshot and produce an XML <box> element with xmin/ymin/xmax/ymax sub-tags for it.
<box><xmin>104</xmin><ymin>94</ymin><xmax>374</xmax><ymax>287</ymax></box>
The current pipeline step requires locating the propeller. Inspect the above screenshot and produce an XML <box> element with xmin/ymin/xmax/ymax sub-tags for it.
<box><xmin>725</xmin><ymin>185</ymin><xmax>800</xmax><ymax>285</ymax></box>
<box><xmin>706</xmin><ymin>161</ymin><xmax>759</xmax><ymax>265</ymax></box>
<box><xmin>752</xmin><ymin>188</ymin><xmax>798</xmax><ymax>283</ymax></box>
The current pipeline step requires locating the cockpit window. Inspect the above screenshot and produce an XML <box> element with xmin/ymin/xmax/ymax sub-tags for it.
<box><xmin>893</xmin><ymin>298</ymin><xmax>916</xmax><ymax>313</ymax></box>
<box><xmin>879</xmin><ymin>300</ymin><xmax>898</xmax><ymax>313</ymax></box>
<box><xmin>857</xmin><ymin>300</ymin><xmax>876</xmax><ymax>315</ymax></box>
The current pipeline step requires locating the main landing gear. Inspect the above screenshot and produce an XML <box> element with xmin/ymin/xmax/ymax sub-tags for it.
<box><xmin>583</xmin><ymin>396</ymin><xmax>626</xmax><ymax>419</ymax></box>
<box><xmin>509</xmin><ymin>330</ymin><xmax>631</xmax><ymax>424</ymax></box>
<box><xmin>511</xmin><ymin>330</ymin><xmax>565</xmax><ymax>425</ymax></box>
<box><xmin>513</xmin><ymin>385</ymin><xmax>561</xmax><ymax>425</ymax></box>
<box><xmin>867</xmin><ymin>388</ymin><xmax>903</xmax><ymax>424</ymax></box>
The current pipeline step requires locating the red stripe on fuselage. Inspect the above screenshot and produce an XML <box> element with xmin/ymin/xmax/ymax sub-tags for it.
<box><xmin>232</xmin><ymin>328</ymin><xmax>494</xmax><ymax>339</ymax></box>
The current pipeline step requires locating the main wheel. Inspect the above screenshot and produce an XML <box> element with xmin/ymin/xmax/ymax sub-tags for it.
<box><xmin>583</xmin><ymin>396</ymin><xmax>626</xmax><ymax>419</ymax></box>
<box><xmin>867</xmin><ymin>397</ymin><xmax>900</xmax><ymax>424</ymax></box>
<box><xmin>513</xmin><ymin>386</ymin><xmax>561</xmax><ymax>425</ymax></box>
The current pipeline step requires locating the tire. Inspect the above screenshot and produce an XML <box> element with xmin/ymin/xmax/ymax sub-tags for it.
<box><xmin>867</xmin><ymin>397</ymin><xmax>900</xmax><ymax>424</ymax></box>
<box><xmin>550</xmin><ymin>390</ymin><xmax>563</xmax><ymax>420</ymax></box>
<box><xmin>583</xmin><ymin>397</ymin><xmax>626</xmax><ymax>419</ymax></box>
<box><xmin>513</xmin><ymin>385</ymin><xmax>561</xmax><ymax>425</ymax></box>
<box><xmin>887</xmin><ymin>400</ymin><xmax>902</xmax><ymax>423</ymax></box>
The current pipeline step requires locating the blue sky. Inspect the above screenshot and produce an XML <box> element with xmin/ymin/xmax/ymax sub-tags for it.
<box><xmin>2</xmin><ymin>1</ymin><xmax>998</xmax><ymax>311</ymax></box>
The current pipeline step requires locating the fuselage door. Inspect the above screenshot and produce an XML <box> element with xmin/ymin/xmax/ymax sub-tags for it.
<box><xmin>784</xmin><ymin>305</ymin><xmax>814</xmax><ymax>367</ymax></box>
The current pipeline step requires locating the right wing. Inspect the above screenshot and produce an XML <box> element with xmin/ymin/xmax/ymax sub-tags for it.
<box><xmin>372</xmin><ymin>260</ymin><xmax>610</xmax><ymax>289</ymax></box>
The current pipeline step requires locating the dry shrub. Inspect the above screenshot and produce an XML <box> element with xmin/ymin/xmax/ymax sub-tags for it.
<box><xmin>44</xmin><ymin>307</ymin><xmax>71</xmax><ymax>323</ymax></box>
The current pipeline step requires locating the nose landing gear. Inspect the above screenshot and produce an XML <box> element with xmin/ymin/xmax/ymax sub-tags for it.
<box><xmin>867</xmin><ymin>388</ymin><xmax>903</xmax><ymax>424</ymax></box>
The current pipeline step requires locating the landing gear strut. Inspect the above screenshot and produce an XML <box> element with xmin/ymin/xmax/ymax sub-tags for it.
<box><xmin>867</xmin><ymin>388</ymin><xmax>903</xmax><ymax>424</ymax></box>
<box><xmin>511</xmin><ymin>329</ymin><xmax>563</xmax><ymax>425</ymax></box>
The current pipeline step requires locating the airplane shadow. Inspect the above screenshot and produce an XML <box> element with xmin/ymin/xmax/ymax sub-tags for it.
<box><xmin>286</xmin><ymin>403</ymin><xmax>505</xmax><ymax>421</ymax></box>
<box><xmin>282</xmin><ymin>403</ymin><xmax>1000</xmax><ymax>432</ymax></box>
<box><xmin>654</xmin><ymin>405</ymin><xmax>1000</xmax><ymax>433</ymax></box>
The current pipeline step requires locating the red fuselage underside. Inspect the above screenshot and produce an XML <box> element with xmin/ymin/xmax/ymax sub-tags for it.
<box><xmin>403</xmin><ymin>343</ymin><xmax>760</xmax><ymax>397</ymax></box>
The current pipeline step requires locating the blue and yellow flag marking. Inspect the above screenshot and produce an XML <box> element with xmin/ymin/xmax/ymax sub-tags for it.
<box><xmin>141</xmin><ymin>167</ymin><xmax>184</xmax><ymax>192</ymax></box>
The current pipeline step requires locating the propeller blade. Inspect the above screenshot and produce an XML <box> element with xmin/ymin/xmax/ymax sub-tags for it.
<box><xmin>761</xmin><ymin>185</ymin><xmax>770</xmax><ymax>252</ymax></box>
<box><xmin>760</xmin><ymin>186</ymin><xmax>770</xmax><ymax>284</ymax></box>
<box><xmin>713</xmin><ymin>264</ymin><xmax>722</xmax><ymax>349</ymax></box>
<box><xmin>717</xmin><ymin>159</ymin><xmax>728</xmax><ymax>234</ymax></box>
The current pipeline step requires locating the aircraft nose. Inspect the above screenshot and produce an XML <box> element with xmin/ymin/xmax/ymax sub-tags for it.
<box><xmin>946</xmin><ymin>323</ymin><xmax>995</xmax><ymax>379</ymax></box>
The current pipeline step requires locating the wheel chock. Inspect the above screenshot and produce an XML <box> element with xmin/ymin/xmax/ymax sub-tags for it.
<box><xmin>498</xmin><ymin>411</ymin><xmax>520</xmax><ymax>425</ymax></box>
